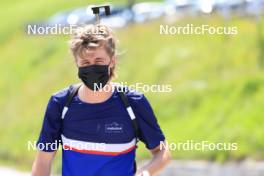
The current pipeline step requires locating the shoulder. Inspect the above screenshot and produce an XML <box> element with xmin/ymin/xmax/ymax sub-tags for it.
<box><xmin>114</xmin><ymin>84</ymin><xmax>156</xmax><ymax>120</ymax></box>
<box><xmin>114</xmin><ymin>83</ymin><xmax>148</xmax><ymax>106</ymax></box>
<box><xmin>49</xmin><ymin>85</ymin><xmax>72</xmax><ymax>108</ymax></box>
<box><xmin>124</xmin><ymin>88</ymin><xmax>144</xmax><ymax>101</ymax></box>
<box><xmin>52</xmin><ymin>86</ymin><xmax>71</xmax><ymax>99</ymax></box>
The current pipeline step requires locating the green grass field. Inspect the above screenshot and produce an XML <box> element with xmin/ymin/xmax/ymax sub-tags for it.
<box><xmin>1</xmin><ymin>0</ymin><xmax>264</xmax><ymax>173</ymax></box>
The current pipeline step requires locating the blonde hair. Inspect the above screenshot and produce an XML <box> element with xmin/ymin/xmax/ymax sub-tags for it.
<box><xmin>69</xmin><ymin>24</ymin><xmax>116</xmax><ymax>78</ymax></box>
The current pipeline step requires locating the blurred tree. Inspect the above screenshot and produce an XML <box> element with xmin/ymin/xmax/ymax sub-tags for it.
<box><xmin>127</xmin><ymin>0</ymin><xmax>135</xmax><ymax>23</ymax></box>
<box><xmin>127</xmin><ymin>0</ymin><xmax>135</xmax><ymax>9</ymax></box>
<box><xmin>256</xmin><ymin>17</ymin><xmax>264</xmax><ymax>68</ymax></box>
<box><xmin>251</xmin><ymin>0</ymin><xmax>264</xmax><ymax>68</ymax></box>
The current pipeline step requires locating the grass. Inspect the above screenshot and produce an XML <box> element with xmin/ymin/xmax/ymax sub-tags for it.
<box><xmin>1</xmin><ymin>0</ymin><xmax>264</xmax><ymax>173</ymax></box>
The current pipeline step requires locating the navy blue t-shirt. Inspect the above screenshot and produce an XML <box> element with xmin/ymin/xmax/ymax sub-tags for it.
<box><xmin>37</xmin><ymin>84</ymin><xmax>165</xmax><ymax>176</ymax></box>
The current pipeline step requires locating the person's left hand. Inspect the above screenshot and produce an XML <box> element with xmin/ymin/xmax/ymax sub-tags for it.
<box><xmin>135</xmin><ymin>170</ymin><xmax>150</xmax><ymax>176</ymax></box>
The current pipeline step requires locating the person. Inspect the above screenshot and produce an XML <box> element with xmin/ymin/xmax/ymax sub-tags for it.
<box><xmin>31</xmin><ymin>24</ymin><xmax>171</xmax><ymax>176</ymax></box>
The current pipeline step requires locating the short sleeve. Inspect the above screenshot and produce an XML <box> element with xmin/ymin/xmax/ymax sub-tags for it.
<box><xmin>130</xmin><ymin>94</ymin><xmax>165</xmax><ymax>150</ymax></box>
<box><xmin>36</xmin><ymin>95</ymin><xmax>63</xmax><ymax>152</ymax></box>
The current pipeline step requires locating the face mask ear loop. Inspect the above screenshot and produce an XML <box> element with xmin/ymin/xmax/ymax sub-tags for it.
<box><xmin>107</xmin><ymin>56</ymin><xmax>115</xmax><ymax>79</ymax></box>
<box><xmin>108</xmin><ymin>59</ymin><xmax>112</xmax><ymax>77</ymax></box>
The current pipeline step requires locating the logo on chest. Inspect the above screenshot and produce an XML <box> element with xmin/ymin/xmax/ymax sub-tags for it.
<box><xmin>105</xmin><ymin>122</ymin><xmax>124</xmax><ymax>133</ymax></box>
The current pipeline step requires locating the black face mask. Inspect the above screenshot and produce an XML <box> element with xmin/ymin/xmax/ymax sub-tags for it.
<box><xmin>78</xmin><ymin>64</ymin><xmax>110</xmax><ymax>91</ymax></box>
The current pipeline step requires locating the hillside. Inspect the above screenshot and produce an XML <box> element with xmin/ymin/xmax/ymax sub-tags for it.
<box><xmin>1</xmin><ymin>0</ymin><xmax>264</xmax><ymax>172</ymax></box>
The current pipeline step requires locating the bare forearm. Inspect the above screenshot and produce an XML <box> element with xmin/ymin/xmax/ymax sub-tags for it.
<box><xmin>32</xmin><ymin>151</ymin><xmax>55</xmax><ymax>176</ymax></box>
<box><xmin>137</xmin><ymin>144</ymin><xmax>172</xmax><ymax>176</ymax></box>
<box><xmin>32</xmin><ymin>160</ymin><xmax>51</xmax><ymax>176</ymax></box>
<box><xmin>143</xmin><ymin>150</ymin><xmax>171</xmax><ymax>175</ymax></box>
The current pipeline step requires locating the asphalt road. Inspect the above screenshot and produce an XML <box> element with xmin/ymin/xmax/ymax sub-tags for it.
<box><xmin>157</xmin><ymin>160</ymin><xmax>264</xmax><ymax>176</ymax></box>
<box><xmin>1</xmin><ymin>160</ymin><xmax>264</xmax><ymax>176</ymax></box>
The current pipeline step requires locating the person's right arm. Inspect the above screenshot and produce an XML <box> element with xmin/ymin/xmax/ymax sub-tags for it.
<box><xmin>32</xmin><ymin>151</ymin><xmax>56</xmax><ymax>176</ymax></box>
<box><xmin>32</xmin><ymin>91</ymin><xmax>67</xmax><ymax>176</ymax></box>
